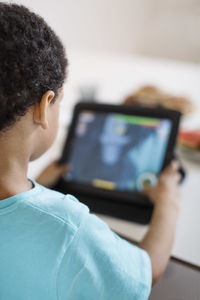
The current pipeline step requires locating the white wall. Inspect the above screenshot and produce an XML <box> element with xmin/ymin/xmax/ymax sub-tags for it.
<box><xmin>135</xmin><ymin>0</ymin><xmax>200</xmax><ymax>63</ymax></box>
<box><xmin>8</xmin><ymin>0</ymin><xmax>200</xmax><ymax>63</ymax></box>
<box><xmin>12</xmin><ymin>0</ymin><xmax>142</xmax><ymax>54</ymax></box>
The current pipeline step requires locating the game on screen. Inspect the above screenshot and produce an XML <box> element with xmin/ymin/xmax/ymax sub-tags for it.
<box><xmin>64</xmin><ymin>111</ymin><xmax>172</xmax><ymax>192</ymax></box>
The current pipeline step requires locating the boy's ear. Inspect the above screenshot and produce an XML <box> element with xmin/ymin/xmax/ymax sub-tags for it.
<box><xmin>33</xmin><ymin>90</ymin><xmax>55</xmax><ymax>129</ymax></box>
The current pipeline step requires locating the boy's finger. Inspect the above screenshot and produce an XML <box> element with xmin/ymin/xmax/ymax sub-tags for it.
<box><xmin>171</xmin><ymin>160</ymin><xmax>179</xmax><ymax>170</ymax></box>
<box><xmin>141</xmin><ymin>186</ymin><xmax>154</xmax><ymax>196</ymax></box>
<box><xmin>58</xmin><ymin>164</ymin><xmax>70</xmax><ymax>172</ymax></box>
<box><xmin>174</xmin><ymin>172</ymin><xmax>182</xmax><ymax>183</ymax></box>
<box><xmin>53</xmin><ymin>160</ymin><xmax>70</xmax><ymax>172</ymax></box>
<box><xmin>59</xmin><ymin>164</ymin><xmax>71</xmax><ymax>173</ymax></box>
<box><xmin>163</xmin><ymin>160</ymin><xmax>179</xmax><ymax>175</ymax></box>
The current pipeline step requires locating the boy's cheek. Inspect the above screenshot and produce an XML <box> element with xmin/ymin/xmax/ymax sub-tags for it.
<box><xmin>50</xmin><ymin>110</ymin><xmax>59</xmax><ymax>138</ymax></box>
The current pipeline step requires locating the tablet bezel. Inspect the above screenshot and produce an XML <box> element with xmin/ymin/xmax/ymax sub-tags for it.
<box><xmin>58</xmin><ymin>102</ymin><xmax>181</xmax><ymax>206</ymax></box>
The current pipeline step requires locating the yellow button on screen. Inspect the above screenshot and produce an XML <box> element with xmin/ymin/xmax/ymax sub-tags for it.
<box><xmin>93</xmin><ymin>179</ymin><xmax>116</xmax><ymax>190</ymax></box>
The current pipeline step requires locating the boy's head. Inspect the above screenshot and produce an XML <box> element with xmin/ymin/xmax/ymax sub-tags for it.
<box><xmin>0</xmin><ymin>3</ymin><xmax>68</xmax><ymax>160</ymax></box>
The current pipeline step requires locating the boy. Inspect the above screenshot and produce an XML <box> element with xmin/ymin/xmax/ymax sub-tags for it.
<box><xmin>0</xmin><ymin>3</ymin><xmax>181</xmax><ymax>299</ymax></box>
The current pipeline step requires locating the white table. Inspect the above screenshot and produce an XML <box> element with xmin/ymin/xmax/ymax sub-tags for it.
<box><xmin>28</xmin><ymin>52</ymin><xmax>200</xmax><ymax>267</ymax></box>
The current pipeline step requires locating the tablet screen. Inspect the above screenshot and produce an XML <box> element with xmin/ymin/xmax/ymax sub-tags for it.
<box><xmin>63</xmin><ymin>110</ymin><xmax>172</xmax><ymax>191</ymax></box>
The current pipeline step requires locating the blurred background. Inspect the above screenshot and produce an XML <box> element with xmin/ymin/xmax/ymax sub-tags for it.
<box><xmin>13</xmin><ymin>0</ymin><xmax>199</xmax><ymax>110</ymax></box>
<box><xmin>12</xmin><ymin>0</ymin><xmax>199</xmax><ymax>175</ymax></box>
<box><xmin>12</xmin><ymin>0</ymin><xmax>200</xmax><ymax>62</ymax></box>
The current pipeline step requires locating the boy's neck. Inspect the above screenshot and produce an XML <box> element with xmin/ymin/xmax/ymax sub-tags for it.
<box><xmin>0</xmin><ymin>130</ymin><xmax>33</xmax><ymax>200</ymax></box>
<box><xmin>0</xmin><ymin>179</ymin><xmax>33</xmax><ymax>200</ymax></box>
<box><xmin>0</xmin><ymin>157</ymin><xmax>32</xmax><ymax>200</ymax></box>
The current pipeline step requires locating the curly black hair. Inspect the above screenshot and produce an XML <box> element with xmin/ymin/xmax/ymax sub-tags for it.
<box><xmin>0</xmin><ymin>3</ymin><xmax>68</xmax><ymax>131</ymax></box>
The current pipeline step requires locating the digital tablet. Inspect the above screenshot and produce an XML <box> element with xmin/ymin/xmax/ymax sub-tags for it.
<box><xmin>54</xmin><ymin>102</ymin><xmax>181</xmax><ymax>223</ymax></box>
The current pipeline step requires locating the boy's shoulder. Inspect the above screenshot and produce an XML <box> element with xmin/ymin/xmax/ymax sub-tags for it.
<box><xmin>25</xmin><ymin>180</ymin><xmax>89</xmax><ymax>230</ymax></box>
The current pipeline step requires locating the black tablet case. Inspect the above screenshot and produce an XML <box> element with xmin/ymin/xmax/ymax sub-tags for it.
<box><xmin>52</xmin><ymin>102</ymin><xmax>181</xmax><ymax>225</ymax></box>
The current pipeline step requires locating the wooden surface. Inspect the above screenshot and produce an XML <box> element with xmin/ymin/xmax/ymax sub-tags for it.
<box><xmin>150</xmin><ymin>259</ymin><xmax>200</xmax><ymax>300</ymax></box>
<box><xmin>116</xmin><ymin>232</ymin><xmax>200</xmax><ymax>300</ymax></box>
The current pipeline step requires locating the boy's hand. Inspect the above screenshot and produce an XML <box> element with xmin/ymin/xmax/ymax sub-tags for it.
<box><xmin>143</xmin><ymin>161</ymin><xmax>181</xmax><ymax>209</ymax></box>
<box><xmin>36</xmin><ymin>160</ymin><xmax>70</xmax><ymax>188</ymax></box>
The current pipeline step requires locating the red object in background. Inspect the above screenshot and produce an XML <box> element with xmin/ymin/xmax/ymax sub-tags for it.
<box><xmin>179</xmin><ymin>130</ymin><xmax>200</xmax><ymax>149</ymax></box>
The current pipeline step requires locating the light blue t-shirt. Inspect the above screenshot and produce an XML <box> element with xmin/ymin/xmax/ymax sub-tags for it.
<box><xmin>0</xmin><ymin>180</ymin><xmax>152</xmax><ymax>300</ymax></box>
